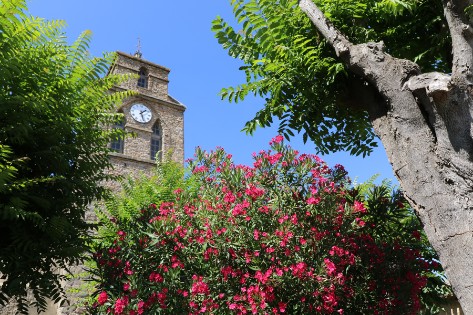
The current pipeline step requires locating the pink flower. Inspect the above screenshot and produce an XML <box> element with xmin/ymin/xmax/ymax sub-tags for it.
<box><xmin>232</xmin><ymin>200</ymin><xmax>250</xmax><ymax>216</ymax></box>
<box><xmin>329</xmin><ymin>246</ymin><xmax>344</xmax><ymax>257</ymax></box>
<box><xmin>149</xmin><ymin>272</ymin><xmax>164</xmax><ymax>283</ymax></box>
<box><xmin>221</xmin><ymin>266</ymin><xmax>234</xmax><ymax>281</ymax></box>
<box><xmin>224</xmin><ymin>191</ymin><xmax>236</xmax><ymax>203</ymax></box>
<box><xmin>291</xmin><ymin>261</ymin><xmax>307</xmax><ymax>278</ymax></box>
<box><xmin>114</xmin><ymin>296</ymin><xmax>128</xmax><ymax>314</ymax></box>
<box><xmin>117</xmin><ymin>230</ymin><xmax>126</xmax><ymax>241</ymax></box>
<box><xmin>265</xmin><ymin>247</ymin><xmax>275</xmax><ymax>254</ymax></box>
<box><xmin>255</xmin><ymin>269</ymin><xmax>272</xmax><ymax>284</ymax></box>
<box><xmin>307</xmin><ymin>197</ymin><xmax>321</xmax><ymax>205</ymax></box>
<box><xmin>270</xmin><ymin>135</ymin><xmax>284</xmax><ymax>145</ymax></box>
<box><xmin>191</xmin><ymin>275</ymin><xmax>210</xmax><ymax>296</ymax></box>
<box><xmin>253</xmin><ymin>158</ymin><xmax>263</xmax><ymax>168</ymax></box>
<box><xmin>217</xmin><ymin>227</ymin><xmax>227</xmax><ymax>235</ymax></box>
<box><xmin>204</xmin><ymin>247</ymin><xmax>219</xmax><ymax>260</ymax></box>
<box><xmin>353</xmin><ymin>201</ymin><xmax>367</xmax><ymax>213</ymax></box>
<box><xmin>355</xmin><ymin>218</ymin><xmax>366</xmax><ymax>227</ymax></box>
<box><xmin>192</xmin><ymin>165</ymin><xmax>209</xmax><ymax>174</ymax></box>
<box><xmin>245</xmin><ymin>184</ymin><xmax>265</xmax><ymax>200</ymax></box>
<box><xmin>97</xmin><ymin>291</ymin><xmax>108</xmax><ymax>305</ymax></box>
<box><xmin>171</xmin><ymin>255</ymin><xmax>184</xmax><ymax>268</ymax></box>
<box><xmin>137</xmin><ymin>301</ymin><xmax>145</xmax><ymax>314</ymax></box>
<box><xmin>124</xmin><ymin>261</ymin><xmax>133</xmax><ymax>275</ymax></box>
<box><xmin>278</xmin><ymin>302</ymin><xmax>287</xmax><ymax>313</ymax></box>
<box><xmin>257</xmin><ymin>206</ymin><xmax>270</xmax><ymax>214</ymax></box>
<box><xmin>265</xmin><ymin>152</ymin><xmax>283</xmax><ymax>164</ymax></box>
<box><xmin>324</xmin><ymin>258</ymin><xmax>337</xmax><ymax>276</ymax></box>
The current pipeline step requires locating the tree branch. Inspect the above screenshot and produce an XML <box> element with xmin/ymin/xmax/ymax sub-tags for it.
<box><xmin>298</xmin><ymin>0</ymin><xmax>352</xmax><ymax>59</ymax></box>
<box><xmin>297</xmin><ymin>0</ymin><xmax>420</xmax><ymax>114</ymax></box>
<box><xmin>443</xmin><ymin>0</ymin><xmax>473</xmax><ymax>85</ymax></box>
<box><xmin>298</xmin><ymin>0</ymin><xmax>442</xmax><ymax>151</ymax></box>
<box><xmin>404</xmin><ymin>72</ymin><xmax>452</xmax><ymax>98</ymax></box>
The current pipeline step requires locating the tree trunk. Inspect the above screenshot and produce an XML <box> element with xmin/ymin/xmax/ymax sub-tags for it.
<box><xmin>299</xmin><ymin>0</ymin><xmax>473</xmax><ymax>312</ymax></box>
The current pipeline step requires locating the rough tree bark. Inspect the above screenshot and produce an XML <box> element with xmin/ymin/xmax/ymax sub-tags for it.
<box><xmin>299</xmin><ymin>0</ymin><xmax>473</xmax><ymax>312</ymax></box>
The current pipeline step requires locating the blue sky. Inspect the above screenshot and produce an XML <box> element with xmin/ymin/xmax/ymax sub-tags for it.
<box><xmin>27</xmin><ymin>0</ymin><xmax>395</xmax><ymax>184</ymax></box>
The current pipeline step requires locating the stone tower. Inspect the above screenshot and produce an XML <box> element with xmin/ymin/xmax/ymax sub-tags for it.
<box><xmin>107</xmin><ymin>51</ymin><xmax>185</xmax><ymax>188</ymax></box>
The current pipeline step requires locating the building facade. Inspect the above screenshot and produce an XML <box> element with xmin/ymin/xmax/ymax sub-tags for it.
<box><xmin>107</xmin><ymin>51</ymin><xmax>185</xmax><ymax>189</ymax></box>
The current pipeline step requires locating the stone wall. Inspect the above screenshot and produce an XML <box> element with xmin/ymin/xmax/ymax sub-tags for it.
<box><xmin>0</xmin><ymin>298</ymin><xmax>59</xmax><ymax>315</ymax></box>
<box><xmin>114</xmin><ymin>94</ymin><xmax>185</xmax><ymax>165</ymax></box>
<box><xmin>0</xmin><ymin>278</ymin><xmax>63</xmax><ymax>315</ymax></box>
<box><xmin>111</xmin><ymin>52</ymin><xmax>185</xmax><ymax>165</ymax></box>
<box><xmin>106</xmin><ymin>153</ymin><xmax>157</xmax><ymax>192</ymax></box>
<box><xmin>111</xmin><ymin>52</ymin><xmax>170</xmax><ymax>101</ymax></box>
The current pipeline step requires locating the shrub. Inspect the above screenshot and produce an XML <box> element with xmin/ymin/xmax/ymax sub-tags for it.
<box><xmin>89</xmin><ymin>137</ymin><xmax>450</xmax><ymax>314</ymax></box>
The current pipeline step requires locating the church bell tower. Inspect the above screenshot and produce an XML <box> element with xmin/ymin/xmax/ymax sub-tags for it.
<box><xmin>107</xmin><ymin>50</ymin><xmax>185</xmax><ymax>184</ymax></box>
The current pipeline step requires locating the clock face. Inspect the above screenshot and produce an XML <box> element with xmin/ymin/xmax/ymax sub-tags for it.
<box><xmin>130</xmin><ymin>103</ymin><xmax>152</xmax><ymax>123</ymax></box>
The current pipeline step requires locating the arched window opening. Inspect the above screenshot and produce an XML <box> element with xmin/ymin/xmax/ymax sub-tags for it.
<box><xmin>151</xmin><ymin>121</ymin><xmax>162</xmax><ymax>160</ymax></box>
<box><xmin>110</xmin><ymin>115</ymin><xmax>125</xmax><ymax>153</ymax></box>
<box><xmin>137</xmin><ymin>67</ymin><xmax>148</xmax><ymax>88</ymax></box>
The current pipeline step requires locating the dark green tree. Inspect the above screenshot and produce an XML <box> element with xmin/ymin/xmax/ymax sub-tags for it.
<box><xmin>0</xmin><ymin>0</ymin><xmax>131</xmax><ymax>312</ymax></box>
<box><xmin>213</xmin><ymin>0</ymin><xmax>473</xmax><ymax>311</ymax></box>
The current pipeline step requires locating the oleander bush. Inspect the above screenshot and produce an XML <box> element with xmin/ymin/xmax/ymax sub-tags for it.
<box><xmin>88</xmin><ymin>137</ymin><xmax>450</xmax><ymax>314</ymax></box>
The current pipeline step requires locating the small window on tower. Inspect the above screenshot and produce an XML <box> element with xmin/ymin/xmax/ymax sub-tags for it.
<box><xmin>137</xmin><ymin>67</ymin><xmax>148</xmax><ymax>88</ymax></box>
<box><xmin>151</xmin><ymin>121</ymin><xmax>162</xmax><ymax>160</ymax></box>
<box><xmin>110</xmin><ymin>115</ymin><xmax>125</xmax><ymax>153</ymax></box>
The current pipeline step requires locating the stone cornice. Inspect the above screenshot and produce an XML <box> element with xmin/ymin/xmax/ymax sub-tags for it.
<box><xmin>116</xmin><ymin>51</ymin><xmax>171</xmax><ymax>73</ymax></box>
<box><xmin>109</xmin><ymin>152</ymin><xmax>156</xmax><ymax>166</ymax></box>
<box><xmin>111</xmin><ymin>86</ymin><xmax>186</xmax><ymax>111</ymax></box>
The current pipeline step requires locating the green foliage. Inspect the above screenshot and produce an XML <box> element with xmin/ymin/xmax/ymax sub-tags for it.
<box><xmin>94</xmin><ymin>155</ymin><xmax>187</xmax><ymax>245</ymax></box>
<box><xmin>213</xmin><ymin>0</ymin><xmax>450</xmax><ymax>156</ymax></box>
<box><xmin>88</xmin><ymin>139</ymin><xmax>450</xmax><ymax>314</ymax></box>
<box><xmin>353</xmin><ymin>178</ymin><xmax>453</xmax><ymax>313</ymax></box>
<box><xmin>0</xmin><ymin>0</ymin><xmax>132</xmax><ymax>313</ymax></box>
<box><xmin>84</xmin><ymin>158</ymin><xmax>188</xmax><ymax>309</ymax></box>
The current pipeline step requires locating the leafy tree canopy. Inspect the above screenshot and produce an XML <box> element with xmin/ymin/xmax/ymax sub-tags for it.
<box><xmin>0</xmin><ymin>0</ymin><xmax>131</xmax><ymax>312</ymax></box>
<box><xmin>212</xmin><ymin>0</ymin><xmax>450</xmax><ymax>156</ymax></box>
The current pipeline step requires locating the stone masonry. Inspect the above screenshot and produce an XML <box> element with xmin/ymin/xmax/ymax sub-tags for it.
<box><xmin>106</xmin><ymin>51</ymin><xmax>185</xmax><ymax>190</ymax></box>
<box><xmin>110</xmin><ymin>52</ymin><xmax>185</xmax><ymax>163</ymax></box>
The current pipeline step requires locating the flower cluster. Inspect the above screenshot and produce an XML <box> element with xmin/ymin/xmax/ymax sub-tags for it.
<box><xmin>89</xmin><ymin>137</ymin><xmax>444</xmax><ymax>314</ymax></box>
